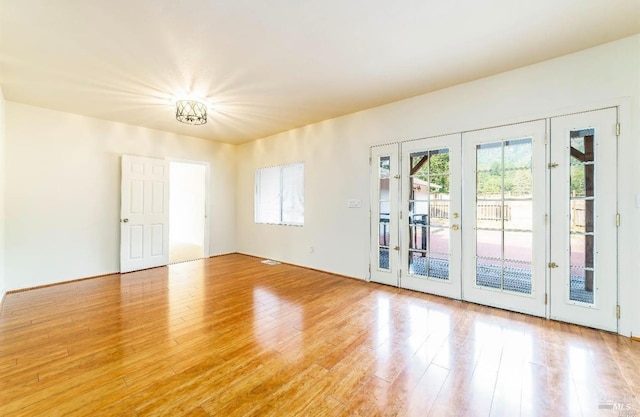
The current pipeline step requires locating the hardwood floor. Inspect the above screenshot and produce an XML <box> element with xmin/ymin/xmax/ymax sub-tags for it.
<box><xmin>1</xmin><ymin>254</ymin><xmax>639</xmax><ymax>416</ymax></box>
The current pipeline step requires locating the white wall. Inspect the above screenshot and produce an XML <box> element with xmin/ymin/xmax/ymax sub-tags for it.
<box><xmin>236</xmin><ymin>36</ymin><xmax>640</xmax><ymax>336</ymax></box>
<box><xmin>0</xmin><ymin>89</ymin><xmax>6</xmax><ymax>301</ymax></box>
<box><xmin>5</xmin><ymin>103</ymin><xmax>236</xmax><ymax>290</ymax></box>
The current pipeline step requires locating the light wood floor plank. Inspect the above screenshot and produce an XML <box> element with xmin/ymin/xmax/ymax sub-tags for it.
<box><xmin>1</xmin><ymin>253</ymin><xmax>639</xmax><ymax>416</ymax></box>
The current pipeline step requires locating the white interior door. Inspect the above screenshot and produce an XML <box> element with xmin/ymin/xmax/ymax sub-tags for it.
<box><xmin>549</xmin><ymin>108</ymin><xmax>618</xmax><ymax>331</ymax></box>
<box><xmin>121</xmin><ymin>155</ymin><xmax>170</xmax><ymax>273</ymax></box>
<box><xmin>462</xmin><ymin>121</ymin><xmax>547</xmax><ymax>317</ymax></box>
<box><xmin>400</xmin><ymin>135</ymin><xmax>462</xmax><ymax>299</ymax></box>
<box><xmin>370</xmin><ymin>144</ymin><xmax>399</xmax><ymax>286</ymax></box>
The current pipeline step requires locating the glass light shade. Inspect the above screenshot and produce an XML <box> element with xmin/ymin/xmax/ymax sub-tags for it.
<box><xmin>176</xmin><ymin>100</ymin><xmax>207</xmax><ymax>125</ymax></box>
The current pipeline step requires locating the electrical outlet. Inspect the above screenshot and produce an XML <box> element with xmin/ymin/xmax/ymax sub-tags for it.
<box><xmin>347</xmin><ymin>199</ymin><xmax>362</xmax><ymax>208</ymax></box>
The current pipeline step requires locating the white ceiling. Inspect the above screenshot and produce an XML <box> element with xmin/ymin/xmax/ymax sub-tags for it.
<box><xmin>1</xmin><ymin>1</ymin><xmax>639</xmax><ymax>144</ymax></box>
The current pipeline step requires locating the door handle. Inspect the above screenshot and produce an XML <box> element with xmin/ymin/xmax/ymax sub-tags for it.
<box><xmin>452</xmin><ymin>224</ymin><xmax>459</xmax><ymax>231</ymax></box>
<box><xmin>122</xmin><ymin>218</ymin><xmax>129</xmax><ymax>223</ymax></box>
<box><xmin>393</xmin><ymin>246</ymin><xmax>400</xmax><ymax>251</ymax></box>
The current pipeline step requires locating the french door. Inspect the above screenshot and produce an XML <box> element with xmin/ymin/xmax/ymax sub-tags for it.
<box><xmin>549</xmin><ymin>108</ymin><xmax>618</xmax><ymax>332</ymax></box>
<box><xmin>371</xmin><ymin>125</ymin><xmax>545</xmax><ymax>315</ymax></box>
<box><xmin>370</xmin><ymin>144</ymin><xmax>400</xmax><ymax>286</ymax></box>
<box><xmin>370</xmin><ymin>108</ymin><xmax>618</xmax><ymax>331</ymax></box>
<box><xmin>400</xmin><ymin>135</ymin><xmax>462</xmax><ymax>298</ymax></box>
<box><xmin>462</xmin><ymin>121</ymin><xmax>547</xmax><ymax>317</ymax></box>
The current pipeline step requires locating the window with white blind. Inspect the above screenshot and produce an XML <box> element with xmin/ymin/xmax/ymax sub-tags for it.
<box><xmin>255</xmin><ymin>163</ymin><xmax>304</xmax><ymax>225</ymax></box>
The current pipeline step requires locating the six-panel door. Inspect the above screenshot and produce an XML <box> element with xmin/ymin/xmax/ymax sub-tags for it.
<box><xmin>121</xmin><ymin>155</ymin><xmax>170</xmax><ymax>273</ymax></box>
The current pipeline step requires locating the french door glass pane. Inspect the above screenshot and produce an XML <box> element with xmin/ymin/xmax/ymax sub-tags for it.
<box><xmin>378</xmin><ymin>156</ymin><xmax>391</xmax><ymax>271</ymax></box>
<box><xmin>430</xmin><ymin>227</ymin><xmax>449</xmax><ymax>255</ymax></box>
<box><xmin>476</xmin><ymin>202</ymin><xmax>505</xmax><ymax>228</ymax></box>
<box><xmin>409</xmin><ymin>225</ymin><xmax>427</xmax><ymax>251</ymax></box>
<box><xmin>408</xmin><ymin>148</ymin><xmax>450</xmax><ymax>280</ymax></box>
<box><xmin>504</xmin><ymin>168</ymin><xmax>532</xmax><ymax>198</ymax></box>
<box><xmin>378</xmin><ymin>223</ymin><xmax>389</xmax><ymax>246</ymax></box>
<box><xmin>409</xmin><ymin>251</ymin><xmax>427</xmax><ymax>277</ymax></box>
<box><xmin>477</xmin><ymin>171</ymin><xmax>502</xmax><ymax>199</ymax></box>
<box><xmin>475</xmin><ymin>138</ymin><xmax>533</xmax><ymax>295</ymax></box>
<box><xmin>429</xmin><ymin>200</ymin><xmax>449</xmax><ymax>226</ymax></box>
<box><xmin>504</xmin><ymin>231</ymin><xmax>532</xmax><ymax>263</ymax></box>
<box><xmin>570</xmin><ymin>268</ymin><xmax>594</xmax><ymax>304</ymax></box>
<box><xmin>409</xmin><ymin>251</ymin><xmax>450</xmax><ymax>281</ymax></box>
<box><xmin>569</xmin><ymin>129</ymin><xmax>596</xmax><ymax>304</ymax></box>
<box><xmin>570</xmin><ymin>165</ymin><xmax>594</xmax><ymax>197</ymax></box>
<box><xmin>477</xmin><ymin>229</ymin><xmax>502</xmax><ymax>259</ymax></box>
<box><xmin>504</xmin><ymin>138</ymin><xmax>532</xmax><ymax>169</ymax></box>
<box><xmin>379</xmin><ymin>202</ymin><xmax>390</xmax><ymax>218</ymax></box>
<box><xmin>506</xmin><ymin>200</ymin><xmax>533</xmax><ymax>230</ymax></box>
<box><xmin>571</xmin><ymin>199</ymin><xmax>594</xmax><ymax>233</ymax></box>
<box><xmin>476</xmin><ymin>258</ymin><xmax>502</xmax><ymax>289</ymax></box>
<box><xmin>429</xmin><ymin>253</ymin><xmax>449</xmax><ymax>280</ymax></box>
<box><xmin>477</xmin><ymin>142</ymin><xmax>502</xmax><ymax>171</ymax></box>
<box><xmin>570</xmin><ymin>234</ymin><xmax>594</xmax><ymax>268</ymax></box>
<box><xmin>503</xmin><ymin>262</ymin><xmax>532</xmax><ymax>294</ymax></box>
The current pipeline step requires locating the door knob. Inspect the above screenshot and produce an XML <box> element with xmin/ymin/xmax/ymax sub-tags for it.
<box><xmin>393</xmin><ymin>246</ymin><xmax>400</xmax><ymax>251</ymax></box>
<box><xmin>452</xmin><ymin>224</ymin><xmax>459</xmax><ymax>231</ymax></box>
<box><xmin>122</xmin><ymin>218</ymin><xmax>129</xmax><ymax>223</ymax></box>
<box><xmin>548</xmin><ymin>262</ymin><xmax>559</xmax><ymax>268</ymax></box>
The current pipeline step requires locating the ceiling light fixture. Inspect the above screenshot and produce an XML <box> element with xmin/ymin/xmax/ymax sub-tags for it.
<box><xmin>176</xmin><ymin>100</ymin><xmax>207</xmax><ymax>125</ymax></box>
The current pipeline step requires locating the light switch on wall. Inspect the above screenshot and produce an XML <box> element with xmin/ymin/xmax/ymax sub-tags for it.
<box><xmin>347</xmin><ymin>199</ymin><xmax>362</xmax><ymax>208</ymax></box>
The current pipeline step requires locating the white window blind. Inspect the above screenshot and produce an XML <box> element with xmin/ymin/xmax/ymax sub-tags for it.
<box><xmin>255</xmin><ymin>163</ymin><xmax>304</xmax><ymax>225</ymax></box>
<box><xmin>255</xmin><ymin>166</ymin><xmax>281</xmax><ymax>224</ymax></box>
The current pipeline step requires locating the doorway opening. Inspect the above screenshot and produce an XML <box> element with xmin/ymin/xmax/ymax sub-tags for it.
<box><xmin>169</xmin><ymin>161</ymin><xmax>207</xmax><ymax>264</ymax></box>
